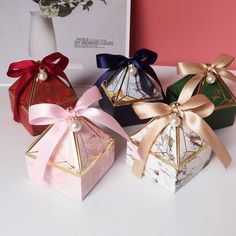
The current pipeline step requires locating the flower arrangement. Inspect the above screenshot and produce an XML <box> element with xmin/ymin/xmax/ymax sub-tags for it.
<box><xmin>33</xmin><ymin>0</ymin><xmax>107</xmax><ymax>18</ymax></box>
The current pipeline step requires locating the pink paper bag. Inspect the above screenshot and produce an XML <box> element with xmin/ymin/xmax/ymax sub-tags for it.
<box><xmin>131</xmin><ymin>0</ymin><xmax>236</xmax><ymax>68</ymax></box>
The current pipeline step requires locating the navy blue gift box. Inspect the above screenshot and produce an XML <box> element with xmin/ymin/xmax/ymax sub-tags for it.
<box><xmin>95</xmin><ymin>49</ymin><xmax>165</xmax><ymax>127</ymax></box>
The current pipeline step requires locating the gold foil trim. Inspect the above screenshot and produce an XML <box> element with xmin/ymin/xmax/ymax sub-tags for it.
<box><xmin>196</xmin><ymin>74</ymin><xmax>236</xmax><ymax>110</ymax></box>
<box><xmin>73</xmin><ymin>131</ymin><xmax>82</xmax><ymax>172</ymax></box>
<box><xmin>25</xmin><ymin>121</ymin><xmax>115</xmax><ymax>178</ymax></box>
<box><xmin>130</xmin><ymin>139</ymin><xmax>209</xmax><ymax>170</ymax></box>
<box><xmin>29</xmin><ymin>77</ymin><xmax>37</xmax><ymax>106</ymax></box>
<box><xmin>101</xmin><ymin>83</ymin><xmax>163</xmax><ymax>107</ymax></box>
<box><xmin>9</xmin><ymin>89</ymin><xmax>77</xmax><ymax>116</ymax></box>
<box><xmin>176</xmin><ymin>126</ymin><xmax>180</xmax><ymax>165</ymax></box>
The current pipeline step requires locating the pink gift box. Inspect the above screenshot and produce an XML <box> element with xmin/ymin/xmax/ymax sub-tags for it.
<box><xmin>25</xmin><ymin>117</ymin><xmax>115</xmax><ymax>201</ymax></box>
<box><xmin>131</xmin><ymin>0</ymin><xmax>236</xmax><ymax>68</ymax></box>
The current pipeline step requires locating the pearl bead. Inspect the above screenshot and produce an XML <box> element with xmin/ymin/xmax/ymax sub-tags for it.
<box><xmin>170</xmin><ymin>115</ymin><xmax>181</xmax><ymax>127</ymax></box>
<box><xmin>128</xmin><ymin>65</ymin><xmax>138</xmax><ymax>76</ymax></box>
<box><xmin>37</xmin><ymin>69</ymin><xmax>48</xmax><ymax>81</ymax></box>
<box><xmin>69</xmin><ymin>119</ymin><xmax>81</xmax><ymax>132</ymax></box>
<box><xmin>206</xmin><ymin>74</ymin><xmax>216</xmax><ymax>84</ymax></box>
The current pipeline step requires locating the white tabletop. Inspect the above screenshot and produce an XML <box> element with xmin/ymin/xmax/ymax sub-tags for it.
<box><xmin>1</xmin><ymin>67</ymin><xmax>236</xmax><ymax>236</ymax></box>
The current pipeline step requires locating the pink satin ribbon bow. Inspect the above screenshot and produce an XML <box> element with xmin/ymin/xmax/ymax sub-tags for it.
<box><xmin>29</xmin><ymin>86</ymin><xmax>140</xmax><ymax>181</ymax></box>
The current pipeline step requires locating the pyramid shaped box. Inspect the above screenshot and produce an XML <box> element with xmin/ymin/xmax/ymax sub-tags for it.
<box><xmin>7</xmin><ymin>52</ymin><xmax>78</xmax><ymax>136</ymax></box>
<box><xmin>96</xmin><ymin>49</ymin><xmax>165</xmax><ymax>126</ymax></box>
<box><xmin>99</xmin><ymin>65</ymin><xmax>164</xmax><ymax>126</ymax></box>
<box><xmin>25</xmin><ymin>117</ymin><xmax>115</xmax><ymax>200</ymax></box>
<box><xmin>126</xmin><ymin>94</ymin><xmax>231</xmax><ymax>192</ymax></box>
<box><xmin>166</xmin><ymin>54</ymin><xmax>236</xmax><ymax>130</ymax></box>
<box><xmin>9</xmin><ymin>75</ymin><xmax>77</xmax><ymax>135</ymax></box>
<box><xmin>126</xmin><ymin>120</ymin><xmax>212</xmax><ymax>192</ymax></box>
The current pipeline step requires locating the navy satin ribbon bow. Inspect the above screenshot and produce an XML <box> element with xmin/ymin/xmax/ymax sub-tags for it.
<box><xmin>95</xmin><ymin>48</ymin><xmax>165</xmax><ymax>97</ymax></box>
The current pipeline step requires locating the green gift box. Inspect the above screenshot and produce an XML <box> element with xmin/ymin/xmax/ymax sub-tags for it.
<box><xmin>166</xmin><ymin>54</ymin><xmax>236</xmax><ymax>130</ymax></box>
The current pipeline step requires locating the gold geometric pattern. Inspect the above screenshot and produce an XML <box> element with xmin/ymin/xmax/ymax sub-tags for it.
<box><xmin>197</xmin><ymin>75</ymin><xmax>236</xmax><ymax>110</ymax></box>
<box><xmin>130</xmin><ymin>120</ymin><xmax>209</xmax><ymax>170</ymax></box>
<box><xmin>25</xmin><ymin>118</ymin><xmax>114</xmax><ymax>177</ymax></box>
<box><xmin>102</xmin><ymin>66</ymin><xmax>163</xmax><ymax>106</ymax></box>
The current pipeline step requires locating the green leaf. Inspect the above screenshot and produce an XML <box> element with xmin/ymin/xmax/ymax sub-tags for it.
<box><xmin>82</xmin><ymin>1</ymin><xmax>93</xmax><ymax>11</ymax></box>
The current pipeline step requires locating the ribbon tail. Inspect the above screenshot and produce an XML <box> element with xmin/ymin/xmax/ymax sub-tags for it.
<box><xmin>81</xmin><ymin>108</ymin><xmax>141</xmax><ymax>161</ymax></box>
<box><xmin>134</xmin><ymin>60</ymin><xmax>165</xmax><ymax>98</ymax></box>
<box><xmin>139</xmin><ymin>70</ymin><xmax>155</xmax><ymax>95</ymax></box>
<box><xmin>147</xmin><ymin>73</ymin><xmax>166</xmax><ymax>99</ymax></box>
<box><xmin>132</xmin><ymin>117</ymin><xmax>169</xmax><ymax>178</ymax></box>
<box><xmin>217</xmin><ymin>68</ymin><xmax>236</xmax><ymax>84</ymax></box>
<box><xmin>178</xmin><ymin>74</ymin><xmax>203</xmax><ymax>104</ymax></box>
<box><xmin>138</xmin><ymin>62</ymin><xmax>158</xmax><ymax>81</ymax></box>
<box><xmin>32</xmin><ymin>121</ymin><xmax>68</xmax><ymax>182</ymax></box>
<box><xmin>75</xmin><ymin>86</ymin><xmax>102</xmax><ymax>109</ymax></box>
<box><xmin>185</xmin><ymin>112</ymin><xmax>231</xmax><ymax>168</ymax></box>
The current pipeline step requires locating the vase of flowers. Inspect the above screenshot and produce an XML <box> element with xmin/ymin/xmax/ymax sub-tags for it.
<box><xmin>29</xmin><ymin>0</ymin><xmax>107</xmax><ymax>59</ymax></box>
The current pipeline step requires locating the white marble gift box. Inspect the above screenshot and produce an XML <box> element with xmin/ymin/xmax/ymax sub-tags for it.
<box><xmin>102</xmin><ymin>66</ymin><xmax>163</xmax><ymax>105</ymax></box>
<box><xmin>96</xmin><ymin>49</ymin><xmax>165</xmax><ymax>126</ymax></box>
<box><xmin>126</xmin><ymin>119</ymin><xmax>212</xmax><ymax>192</ymax></box>
<box><xmin>25</xmin><ymin>117</ymin><xmax>115</xmax><ymax>200</ymax></box>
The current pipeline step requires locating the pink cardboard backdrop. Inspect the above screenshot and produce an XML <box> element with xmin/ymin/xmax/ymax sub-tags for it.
<box><xmin>131</xmin><ymin>0</ymin><xmax>236</xmax><ymax>68</ymax></box>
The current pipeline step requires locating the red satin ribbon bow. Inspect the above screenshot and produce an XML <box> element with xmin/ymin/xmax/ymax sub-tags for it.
<box><xmin>7</xmin><ymin>52</ymin><xmax>70</xmax><ymax>122</ymax></box>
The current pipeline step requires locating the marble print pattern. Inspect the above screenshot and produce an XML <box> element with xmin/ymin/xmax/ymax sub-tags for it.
<box><xmin>28</xmin><ymin>118</ymin><xmax>112</xmax><ymax>175</ymax></box>
<box><xmin>26</xmin><ymin>118</ymin><xmax>115</xmax><ymax>200</ymax></box>
<box><xmin>26</xmin><ymin>140</ymin><xmax>115</xmax><ymax>200</ymax></box>
<box><xmin>104</xmin><ymin>67</ymin><xmax>162</xmax><ymax>103</ymax></box>
<box><xmin>127</xmin><ymin>120</ymin><xmax>212</xmax><ymax>192</ymax></box>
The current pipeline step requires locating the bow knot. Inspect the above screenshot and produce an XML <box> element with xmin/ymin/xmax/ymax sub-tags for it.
<box><xmin>177</xmin><ymin>54</ymin><xmax>236</xmax><ymax>104</ymax></box>
<box><xmin>207</xmin><ymin>64</ymin><xmax>216</xmax><ymax>74</ymax></box>
<box><xmin>131</xmin><ymin>93</ymin><xmax>231</xmax><ymax>178</ymax></box>
<box><xmin>33</xmin><ymin>61</ymin><xmax>45</xmax><ymax>70</ymax></box>
<box><xmin>127</xmin><ymin>58</ymin><xmax>135</xmax><ymax>65</ymax></box>
<box><xmin>28</xmin><ymin>86</ymin><xmax>140</xmax><ymax>181</ymax></box>
<box><xmin>66</xmin><ymin>107</ymin><xmax>77</xmax><ymax>119</ymax></box>
<box><xmin>38</xmin><ymin>65</ymin><xmax>45</xmax><ymax>71</ymax></box>
<box><xmin>7</xmin><ymin>52</ymin><xmax>71</xmax><ymax>122</ymax></box>
<box><xmin>170</xmin><ymin>102</ymin><xmax>182</xmax><ymax>117</ymax></box>
<box><xmin>95</xmin><ymin>48</ymin><xmax>165</xmax><ymax>98</ymax></box>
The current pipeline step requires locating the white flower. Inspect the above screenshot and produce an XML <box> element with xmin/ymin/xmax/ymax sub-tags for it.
<box><xmin>40</xmin><ymin>4</ymin><xmax>60</xmax><ymax>18</ymax></box>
